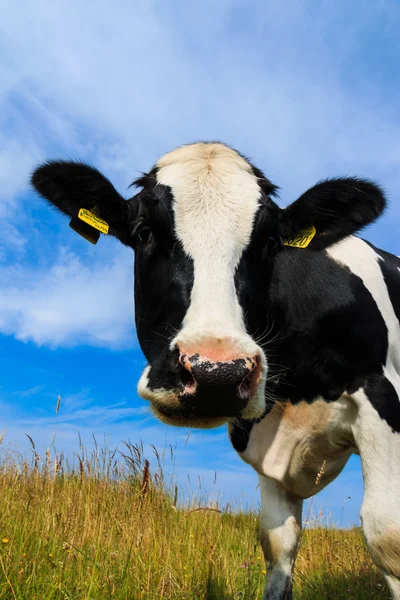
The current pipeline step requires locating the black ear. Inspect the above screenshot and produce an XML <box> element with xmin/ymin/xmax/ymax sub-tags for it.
<box><xmin>279</xmin><ymin>177</ymin><xmax>387</xmax><ymax>250</ymax></box>
<box><xmin>31</xmin><ymin>161</ymin><xmax>131</xmax><ymax>245</ymax></box>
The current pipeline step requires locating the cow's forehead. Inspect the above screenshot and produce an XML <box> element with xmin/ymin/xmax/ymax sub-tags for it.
<box><xmin>155</xmin><ymin>142</ymin><xmax>254</xmax><ymax>174</ymax></box>
<box><xmin>153</xmin><ymin>142</ymin><xmax>262</xmax><ymax>253</ymax></box>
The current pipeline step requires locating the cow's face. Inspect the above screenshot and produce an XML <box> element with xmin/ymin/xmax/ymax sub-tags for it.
<box><xmin>32</xmin><ymin>142</ymin><xmax>386</xmax><ymax>429</ymax></box>
<box><xmin>131</xmin><ymin>144</ymin><xmax>281</xmax><ymax>427</ymax></box>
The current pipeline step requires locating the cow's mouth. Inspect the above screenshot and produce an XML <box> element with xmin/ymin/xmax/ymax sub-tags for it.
<box><xmin>151</xmin><ymin>402</ymin><xmax>229</xmax><ymax>429</ymax></box>
<box><xmin>152</xmin><ymin>385</ymin><xmax>249</xmax><ymax>426</ymax></box>
<box><xmin>139</xmin><ymin>379</ymin><xmax>265</xmax><ymax>430</ymax></box>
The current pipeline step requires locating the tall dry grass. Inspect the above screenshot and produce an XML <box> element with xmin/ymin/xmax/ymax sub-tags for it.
<box><xmin>0</xmin><ymin>432</ymin><xmax>390</xmax><ymax>599</ymax></box>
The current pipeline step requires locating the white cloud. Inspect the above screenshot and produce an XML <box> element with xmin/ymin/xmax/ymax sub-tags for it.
<box><xmin>0</xmin><ymin>223</ymin><xmax>26</xmax><ymax>262</ymax></box>
<box><xmin>0</xmin><ymin>246</ymin><xmax>135</xmax><ymax>347</ymax></box>
<box><xmin>0</xmin><ymin>137</ymin><xmax>41</xmax><ymax>216</ymax></box>
<box><xmin>2</xmin><ymin>0</ymin><xmax>400</xmax><ymax>195</ymax></box>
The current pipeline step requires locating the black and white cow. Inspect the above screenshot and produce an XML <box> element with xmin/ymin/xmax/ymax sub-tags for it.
<box><xmin>32</xmin><ymin>142</ymin><xmax>400</xmax><ymax>599</ymax></box>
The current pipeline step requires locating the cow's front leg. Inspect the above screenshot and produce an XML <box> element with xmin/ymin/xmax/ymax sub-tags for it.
<box><xmin>258</xmin><ymin>474</ymin><xmax>303</xmax><ymax>600</ymax></box>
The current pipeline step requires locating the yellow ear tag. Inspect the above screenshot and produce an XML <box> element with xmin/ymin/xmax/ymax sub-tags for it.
<box><xmin>283</xmin><ymin>225</ymin><xmax>316</xmax><ymax>248</ymax></box>
<box><xmin>78</xmin><ymin>208</ymin><xmax>109</xmax><ymax>234</ymax></box>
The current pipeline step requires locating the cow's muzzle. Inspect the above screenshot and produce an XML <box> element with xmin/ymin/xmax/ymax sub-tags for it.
<box><xmin>138</xmin><ymin>337</ymin><xmax>266</xmax><ymax>428</ymax></box>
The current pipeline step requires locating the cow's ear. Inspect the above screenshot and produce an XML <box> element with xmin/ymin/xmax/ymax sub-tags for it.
<box><xmin>279</xmin><ymin>178</ymin><xmax>387</xmax><ymax>250</ymax></box>
<box><xmin>31</xmin><ymin>161</ymin><xmax>131</xmax><ymax>245</ymax></box>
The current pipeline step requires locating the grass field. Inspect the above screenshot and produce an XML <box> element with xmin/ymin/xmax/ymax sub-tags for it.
<box><xmin>0</xmin><ymin>434</ymin><xmax>390</xmax><ymax>600</ymax></box>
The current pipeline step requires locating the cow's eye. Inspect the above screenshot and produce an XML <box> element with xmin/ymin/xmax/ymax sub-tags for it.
<box><xmin>136</xmin><ymin>226</ymin><xmax>152</xmax><ymax>244</ymax></box>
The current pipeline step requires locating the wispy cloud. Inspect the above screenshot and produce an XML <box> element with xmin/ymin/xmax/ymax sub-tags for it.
<box><xmin>0</xmin><ymin>246</ymin><xmax>134</xmax><ymax>346</ymax></box>
<box><xmin>15</xmin><ymin>385</ymin><xmax>44</xmax><ymax>398</ymax></box>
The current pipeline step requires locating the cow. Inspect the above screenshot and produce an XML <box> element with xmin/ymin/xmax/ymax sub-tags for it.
<box><xmin>31</xmin><ymin>142</ymin><xmax>400</xmax><ymax>599</ymax></box>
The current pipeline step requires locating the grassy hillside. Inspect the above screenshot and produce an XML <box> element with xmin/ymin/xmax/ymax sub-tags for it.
<box><xmin>0</xmin><ymin>436</ymin><xmax>389</xmax><ymax>600</ymax></box>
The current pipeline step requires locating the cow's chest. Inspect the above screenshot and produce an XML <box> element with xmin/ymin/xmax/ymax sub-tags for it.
<box><xmin>229</xmin><ymin>397</ymin><xmax>356</xmax><ymax>499</ymax></box>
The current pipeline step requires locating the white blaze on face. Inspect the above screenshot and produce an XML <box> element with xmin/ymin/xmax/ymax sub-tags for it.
<box><xmin>156</xmin><ymin>143</ymin><xmax>263</xmax><ymax>357</ymax></box>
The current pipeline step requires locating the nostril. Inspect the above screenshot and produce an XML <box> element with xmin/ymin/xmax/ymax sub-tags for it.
<box><xmin>178</xmin><ymin>355</ymin><xmax>197</xmax><ymax>395</ymax></box>
<box><xmin>178</xmin><ymin>352</ymin><xmax>192</xmax><ymax>370</ymax></box>
<box><xmin>180</xmin><ymin>364</ymin><xmax>196</xmax><ymax>386</ymax></box>
<box><xmin>238</xmin><ymin>355</ymin><xmax>262</xmax><ymax>399</ymax></box>
<box><xmin>238</xmin><ymin>369</ymin><xmax>255</xmax><ymax>399</ymax></box>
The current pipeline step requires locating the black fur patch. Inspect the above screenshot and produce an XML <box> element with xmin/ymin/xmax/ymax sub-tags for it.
<box><xmin>131</xmin><ymin>184</ymin><xmax>194</xmax><ymax>364</ymax></box>
<box><xmin>237</xmin><ymin>237</ymin><xmax>389</xmax><ymax>404</ymax></box>
<box><xmin>230</xmin><ymin>406</ymin><xmax>273</xmax><ymax>453</ymax></box>
<box><xmin>365</xmin><ymin>372</ymin><xmax>400</xmax><ymax>433</ymax></box>
<box><xmin>230</xmin><ymin>418</ymin><xmax>256</xmax><ymax>453</ymax></box>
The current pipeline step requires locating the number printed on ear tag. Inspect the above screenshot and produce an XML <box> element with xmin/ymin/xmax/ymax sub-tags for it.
<box><xmin>283</xmin><ymin>225</ymin><xmax>316</xmax><ymax>248</ymax></box>
<box><xmin>78</xmin><ymin>209</ymin><xmax>109</xmax><ymax>234</ymax></box>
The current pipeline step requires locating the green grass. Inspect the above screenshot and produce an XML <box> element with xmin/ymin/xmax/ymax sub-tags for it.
<box><xmin>0</xmin><ymin>434</ymin><xmax>390</xmax><ymax>599</ymax></box>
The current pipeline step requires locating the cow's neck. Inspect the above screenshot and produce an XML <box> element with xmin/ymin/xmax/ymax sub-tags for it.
<box><xmin>229</xmin><ymin>395</ymin><xmax>355</xmax><ymax>499</ymax></box>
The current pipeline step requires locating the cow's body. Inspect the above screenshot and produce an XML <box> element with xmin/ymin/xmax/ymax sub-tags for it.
<box><xmin>229</xmin><ymin>235</ymin><xmax>400</xmax><ymax>598</ymax></box>
<box><xmin>32</xmin><ymin>142</ymin><xmax>400</xmax><ymax>599</ymax></box>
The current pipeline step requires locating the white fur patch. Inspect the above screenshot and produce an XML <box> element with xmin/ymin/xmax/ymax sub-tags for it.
<box><xmin>155</xmin><ymin>142</ymin><xmax>267</xmax><ymax>417</ymax></box>
<box><xmin>156</xmin><ymin>143</ymin><xmax>260</xmax><ymax>341</ymax></box>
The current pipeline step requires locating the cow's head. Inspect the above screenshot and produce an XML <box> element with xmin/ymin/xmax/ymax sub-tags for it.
<box><xmin>31</xmin><ymin>142</ymin><xmax>386</xmax><ymax>428</ymax></box>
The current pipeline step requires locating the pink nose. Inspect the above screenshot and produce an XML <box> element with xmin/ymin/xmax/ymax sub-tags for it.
<box><xmin>178</xmin><ymin>336</ymin><xmax>251</xmax><ymax>363</ymax></box>
<box><xmin>178</xmin><ymin>343</ymin><xmax>260</xmax><ymax>400</ymax></box>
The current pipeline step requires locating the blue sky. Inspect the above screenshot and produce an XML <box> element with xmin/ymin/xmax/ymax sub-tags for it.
<box><xmin>1</xmin><ymin>0</ymin><xmax>399</xmax><ymax>526</ymax></box>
